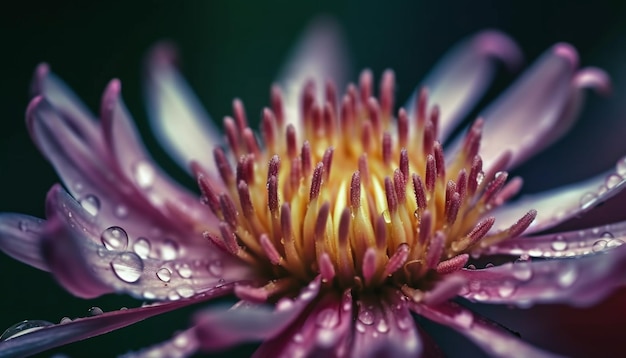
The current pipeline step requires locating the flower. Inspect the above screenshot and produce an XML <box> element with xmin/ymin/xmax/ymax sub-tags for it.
<box><xmin>1</xmin><ymin>18</ymin><xmax>625</xmax><ymax>358</ymax></box>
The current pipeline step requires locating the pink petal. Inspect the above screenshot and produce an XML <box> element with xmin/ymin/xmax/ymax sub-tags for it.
<box><xmin>0</xmin><ymin>214</ymin><xmax>48</xmax><ymax>271</ymax></box>
<box><xmin>144</xmin><ymin>43</ymin><xmax>223</xmax><ymax>176</ymax></box>
<box><xmin>43</xmin><ymin>185</ymin><xmax>254</xmax><ymax>299</ymax></box>
<box><xmin>253</xmin><ymin>290</ymin><xmax>353</xmax><ymax>357</ymax></box>
<box><xmin>120</xmin><ymin>328</ymin><xmax>199</xmax><ymax>358</ymax></box>
<box><xmin>459</xmin><ymin>245</ymin><xmax>626</xmax><ymax>307</ymax></box>
<box><xmin>276</xmin><ymin>17</ymin><xmax>349</xmax><ymax>132</ymax></box>
<box><xmin>351</xmin><ymin>288</ymin><xmax>423</xmax><ymax>358</ymax></box>
<box><xmin>0</xmin><ymin>284</ymin><xmax>234</xmax><ymax>357</ymax></box>
<box><xmin>406</xmin><ymin>30</ymin><xmax>522</xmax><ymax>141</ymax></box>
<box><xmin>411</xmin><ymin>301</ymin><xmax>560</xmax><ymax>357</ymax></box>
<box><xmin>492</xmin><ymin>158</ymin><xmax>626</xmax><ymax>234</ymax></box>
<box><xmin>479</xmin><ymin>220</ymin><xmax>626</xmax><ymax>258</ymax></box>
<box><xmin>470</xmin><ymin>43</ymin><xmax>580</xmax><ymax>171</ymax></box>
<box><xmin>194</xmin><ymin>278</ymin><xmax>321</xmax><ymax>351</ymax></box>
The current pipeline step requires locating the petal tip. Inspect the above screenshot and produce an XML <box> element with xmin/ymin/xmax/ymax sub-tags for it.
<box><xmin>553</xmin><ymin>42</ymin><xmax>579</xmax><ymax>69</ymax></box>
<box><xmin>147</xmin><ymin>42</ymin><xmax>179</xmax><ymax>69</ymax></box>
<box><xmin>575</xmin><ymin>67</ymin><xmax>612</xmax><ymax>96</ymax></box>
<box><xmin>31</xmin><ymin>63</ymin><xmax>50</xmax><ymax>96</ymax></box>
<box><xmin>474</xmin><ymin>30</ymin><xmax>523</xmax><ymax>71</ymax></box>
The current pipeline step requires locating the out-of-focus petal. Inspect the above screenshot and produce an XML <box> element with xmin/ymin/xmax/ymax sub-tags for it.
<box><xmin>463</xmin><ymin>44</ymin><xmax>579</xmax><ymax>171</ymax></box>
<box><xmin>406</xmin><ymin>30</ymin><xmax>522</xmax><ymax>141</ymax></box>
<box><xmin>194</xmin><ymin>278</ymin><xmax>321</xmax><ymax>351</ymax></box>
<box><xmin>120</xmin><ymin>328</ymin><xmax>199</xmax><ymax>358</ymax></box>
<box><xmin>277</xmin><ymin>17</ymin><xmax>349</xmax><ymax>132</ymax></box>
<box><xmin>253</xmin><ymin>290</ymin><xmax>352</xmax><ymax>358</ymax></box>
<box><xmin>0</xmin><ymin>214</ymin><xmax>48</xmax><ymax>272</ymax></box>
<box><xmin>459</xmin><ymin>245</ymin><xmax>626</xmax><ymax>307</ymax></box>
<box><xmin>43</xmin><ymin>185</ymin><xmax>254</xmax><ymax>299</ymax></box>
<box><xmin>491</xmin><ymin>158</ymin><xmax>626</xmax><ymax>234</ymax></box>
<box><xmin>411</xmin><ymin>301</ymin><xmax>561</xmax><ymax>358</ymax></box>
<box><xmin>351</xmin><ymin>289</ymin><xmax>422</xmax><ymax>358</ymax></box>
<box><xmin>144</xmin><ymin>43</ymin><xmax>222</xmax><ymax>176</ymax></box>
<box><xmin>0</xmin><ymin>284</ymin><xmax>234</xmax><ymax>358</ymax></box>
<box><xmin>479</xmin><ymin>220</ymin><xmax>626</xmax><ymax>258</ymax></box>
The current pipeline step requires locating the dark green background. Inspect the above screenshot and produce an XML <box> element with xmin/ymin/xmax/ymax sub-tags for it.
<box><xmin>1</xmin><ymin>0</ymin><xmax>626</xmax><ymax>357</ymax></box>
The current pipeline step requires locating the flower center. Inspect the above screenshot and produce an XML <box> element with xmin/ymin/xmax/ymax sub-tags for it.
<box><xmin>196</xmin><ymin>70</ymin><xmax>535</xmax><ymax>298</ymax></box>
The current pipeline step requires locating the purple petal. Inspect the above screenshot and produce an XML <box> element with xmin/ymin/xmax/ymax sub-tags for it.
<box><xmin>253</xmin><ymin>290</ymin><xmax>353</xmax><ymax>357</ymax></box>
<box><xmin>469</xmin><ymin>44</ymin><xmax>579</xmax><ymax>171</ymax></box>
<box><xmin>411</xmin><ymin>301</ymin><xmax>561</xmax><ymax>357</ymax></box>
<box><xmin>351</xmin><ymin>288</ymin><xmax>423</xmax><ymax>358</ymax></box>
<box><xmin>0</xmin><ymin>284</ymin><xmax>234</xmax><ymax>357</ymax></box>
<box><xmin>406</xmin><ymin>30</ymin><xmax>522</xmax><ymax>141</ymax></box>
<box><xmin>479</xmin><ymin>220</ymin><xmax>626</xmax><ymax>258</ymax></box>
<box><xmin>43</xmin><ymin>185</ymin><xmax>254</xmax><ymax>299</ymax></box>
<box><xmin>492</xmin><ymin>158</ymin><xmax>626</xmax><ymax>234</ymax></box>
<box><xmin>0</xmin><ymin>213</ymin><xmax>48</xmax><ymax>271</ymax></box>
<box><xmin>144</xmin><ymin>43</ymin><xmax>222</xmax><ymax>176</ymax></box>
<box><xmin>120</xmin><ymin>328</ymin><xmax>199</xmax><ymax>358</ymax></box>
<box><xmin>277</xmin><ymin>17</ymin><xmax>349</xmax><ymax>131</ymax></box>
<box><xmin>194</xmin><ymin>278</ymin><xmax>321</xmax><ymax>351</ymax></box>
<box><xmin>459</xmin><ymin>245</ymin><xmax>626</xmax><ymax>307</ymax></box>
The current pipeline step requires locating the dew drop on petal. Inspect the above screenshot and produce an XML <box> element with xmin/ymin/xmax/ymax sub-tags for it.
<box><xmin>1</xmin><ymin>320</ymin><xmax>54</xmax><ymax>341</ymax></box>
<box><xmin>133</xmin><ymin>160</ymin><xmax>155</xmax><ymax>189</ymax></box>
<box><xmin>497</xmin><ymin>281</ymin><xmax>517</xmax><ymax>298</ymax></box>
<box><xmin>208</xmin><ymin>260</ymin><xmax>223</xmax><ymax>276</ymax></box>
<box><xmin>156</xmin><ymin>267</ymin><xmax>172</xmax><ymax>282</ymax></box>
<box><xmin>59</xmin><ymin>317</ymin><xmax>72</xmax><ymax>324</ymax></box>
<box><xmin>397</xmin><ymin>315</ymin><xmax>412</xmax><ymax>331</ymax></box>
<box><xmin>579</xmin><ymin>192</ymin><xmax>597</xmax><ymax>210</ymax></box>
<box><xmin>607</xmin><ymin>238</ymin><xmax>625</xmax><ymax>248</ymax></box>
<box><xmin>605</xmin><ymin>174</ymin><xmax>623</xmax><ymax>189</ymax></box>
<box><xmin>454</xmin><ymin>310</ymin><xmax>474</xmax><ymax>328</ymax></box>
<box><xmin>550</xmin><ymin>236</ymin><xmax>568</xmax><ymax>252</ymax></box>
<box><xmin>177</xmin><ymin>263</ymin><xmax>192</xmax><ymax>278</ymax></box>
<box><xmin>110</xmin><ymin>252</ymin><xmax>144</xmax><ymax>283</ymax></box>
<box><xmin>512</xmin><ymin>262</ymin><xmax>533</xmax><ymax>281</ymax></box>
<box><xmin>101</xmin><ymin>226</ymin><xmax>129</xmax><ymax>251</ymax></box>
<box><xmin>133</xmin><ymin>237</ymin><xmax>151</xmax><ymax>259</ymax></box>
<box><xmin>80</xmin><ymin>195</ymin><xmax>100</xmax><ymax>216</ymax></box>
<box><xmin>616</xmin><ymin>157</ymin><xmax>626</xmax><ymax>177</ymax></box>
<box><xmin>160</xmin><ymin>239</ymin><xmax>179</xmax><ymax>260</ymax></box>
<box><xmin>358</xmin><ymin>310</ymin><xmax>374</xmax><ymax>325</ymax></box>
<box><xmin>601</xmin><ymin>231</ymin><xmax>615</xmax><ymax>239</ymax></box>
<box><xmin>176</xmin><ymin>285</ymin><xmax>195</xmax><ymax>298</ymax></box>
<box><xmin>167</xmin><ymin>291</ymin><xmax>181</xmax><ymax>301</ymax></box>
<box><xmin>316</xmin><ymin>308</ymin><xmax>339</xmax><ymax>329</ymax></box>
<box><xmin>557</xmin><ymin>266</ymin><xmax>577</xmax><ymax>288</ymax></box>
<box><xmin>376</xmin><ymin>319</ymin><xmax>390</xmax><ymax>333</ymax></box>
<box><xmin>115</xmin><ymin>205</ymin><xmax>129</xmax><ymax>219</ymax></box>
<box><xmin>88</xmin><ymin>307</ymin><xmax>103</xmax><ymax>316</ymax></box>
<box><xmin>143</xmin><ymin>291</ymin><xmax>156</xmax><ymax>300</ymax></box>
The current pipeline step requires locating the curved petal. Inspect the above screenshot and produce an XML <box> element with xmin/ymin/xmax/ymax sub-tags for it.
<box><xmin>459</xmin><ymin>245</ymin><xmax>626</xmax><ymax>307</ymax></box>
<box><xmin>491</xmin><ymin>158</ymin><xmax>626</xmax><ymax>234</ymax></box>
<box><xmin>194</xmin><ymin>278</ymin><xmax>321</xmax><ymax>351</ymax></box>
<box><xmin>351</xmin><ymin>289</ymin><xmax>423</xmax><ymax>358</ymax></box>
<box><xmin>459</xmin><ymin>43</ymin><xmax>579</xmax><ymax>171</ymax></box>
<box><xmin>253</xmin><ymin>289</ymin><xmax>353</xmax><ymax>358</ymax></box>
<box><xmin>144</xmin><ymin>43</ymin><xmax>222</xmax><ymax>176</ymax></box>
<box><xmin>0</xmin><ymin>213</ymin><xmax>48</xmax><ymax>272</ymax></box>
<box><xmin>406</xmin><ymin>30</ymin><xmax>523</xmax><ymax>141</ymax></box>
<box><xmin>479</xmin><ymin>220</ymin><xmax>626</xmax><ymax>258</ymax></box>
<box><xmin>43</xmin><ymin>185</ymin><xmax>254</xmax><ymax>299</ymax></box>
<box><xmin>411</xmin><ymin>301</ymin><xmax>562</xmax><ymax>358</ymax></box>
<box><xmin>276</xmin><ymin>17</ymin><xmax>349</xmax><ymax>131</ymax></box>
<box><xmin>0</xmin><ymin>284</ymin><xmax>234</xmax><ymax>358</ymax></box>
<box><xmin>120</xmin><ymin>328</ymin><xmax>199</xmax><ymax>358</ymax></box>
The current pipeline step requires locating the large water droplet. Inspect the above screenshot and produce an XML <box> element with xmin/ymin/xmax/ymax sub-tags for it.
<box><xmin>110</xmin><ymin>252</ymin><xmax>144</xmax><ymax>283</ymax></box>
<box><xmin>133</xmin><ymin>237</ymin><xmax>151</xmax><ymax>259</ymax></box>
<box><xmin>167</xmin><ymin>290</ymin><xmax>181</xmax><ymax>301</ymax></box>
<box><xmin>1</xmin><ymin>320</ymin><xmax>54</xmax><ymax>341</ymax></box>
<box><xmin>550</xmin><ymin>236</ymin><xmax>568</xmax><ymax>252</ymax></box>
<box><xmin>133</xmin><ymin>160</ymin><xmax>155</xmax><ymax>189</ymax></box>
<box><xmin>176</xmin><ymin>285</ymin><xmax>195</xmax><ymax>298</ymax></box>
<box><xmin>617</xmin><ymin>157</ymin><xmax>626</xmax><ymax>177</ymax></box>
<box><xmin>605</xmin><ymin>174</ymin><xmax>623</xmax><ymax>189</ymax></box>
<box><xmin>358</xmin><ymin>310</ymin><xmax>374</xmax><ymax>325</ymax></box>
<box><xmin>592</xmin><ymin>239</ymin><xmax>608</xmax><ymax>252</ymax></box>
<box><xmin>376</xmin><ymin>319</ymin><xmax>389</xmax><ymax>333</ymax></box>
<box><xmin>101</xmin><ymin>226</ymin><xmax>129</xmax><ymax>251</ymax></box>
<box><xmin>80</xmin><ymin>195</ymin><xmax>100</xmax><ymax>216</ymax></box>
<box><xmin>157</xmin><ymin>267</ymin><xmax>172</xmax><ymax>282</ymax></box>
<box><xmin>88</xmin><ymin>307</ymin><xmax>103</xmax><ymax>316</ymax></box>
<box><xmin>579</xmin><ymin>192</ymin><xmax>597</xmax><ymax>210</ymax></box>
<box><xmin>177</xmin><ymin>263</ymin><xmax>192</xmax><ymax>278</ymax></box>
<box><xmin>512</xmin><ymin>262</ymin><xmax>533</xmax><ymax>281</ymax></box>
<box><xmin>607</xmin><ymin>238</ymin><xmax>625</xmax><ymax>248</ymax></box>
<box><xmin>59</xmin><ymin>317</ymin><xmax>72</xmax><ymax>324</ymax></box>
<box><xmin>160</xmin><ymin>239</ymin><xmax>179</xmax><ymax>260</ymax></box>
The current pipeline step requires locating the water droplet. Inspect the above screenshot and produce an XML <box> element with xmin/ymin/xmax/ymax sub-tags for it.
<box><xmin>605</xmin><ymin>174</ymin><xmax>623</xmax><ymax>189</ymax></box>
<box><xmin>293</xmin><ymin>333</ymin><xmax>304</xmax><ymax>343</ymax></box>
<box><xmin>558</xmin><ymin>266</ymin><xmax>577</xmax><ymax>287</ymax></box>
<box><xmin>157</xmin><ymin>267</ymin><xmax>172</xmax><ymax>282</ymax></box>
<box><xmin>133</xmin><ymin>160</ymin><xmax>155</xmax><ymax>189</ymax></box>
<box><xmin>177</xmin><ymin>263</ymin><xmax>192</xmax><ymax>278</ymax></box>
<box><xmin>601</xmin><ymin>231</ymin><xmax>615</xmax><ymax>239</ymax></box>
<box><xmin>316</xmin><ymin>308</ymin><xmax>339</xmax><ymax>328</ymax></box>
<box><xmin>114</xmin><ymin>205</ymin><xmax>129</xmax><ymax>219</ymax></box>
<box><xmin>176</xmin><ymin>285</ymin><xmax>195</xmax><ymax>298</ymax></box>
<box><xmin>617</xmin><ymin>157</ymin><xmax>626</xmax><ymax>177</ymax></box>
<box><xmin>358</xmin><ymin>310</ymin><xmax>374</xmax><ymax>325</ymax></box>
<box><xmin>80</xmin><ymin>195</ymin><xmax>100</xmax><ymax>216</ymax></box>
<box><xmin>592</xmin><ymin>239</ymin><xmax>608</xmax><ymax>252</ymax></box>
<box><xmin>579</xmin><ymin>192</ymin><xmax>597</xmax><ymax>210</ymax></box>
<box><xmin>208</xmin><ymin>260</ymin><xmax>223</xmax><ymax>276</ymax></box>
<box><xmin>607</xmin><ymin>238</ymin><xmax>625</xmax><ymax>248</ymax></box>
<box><xmin>1</xmin><ymin>320</ymin><xmax>54</xmax><ymax>341</ymax></box>
<box><xmin>101</xmin><ymin>226</ymin><xmax>129</xmax><ymax>251</ymax></box>
<box><xmin>88</xmin><ymin>307</ymin><xmax>103</xmax><ymax>316</ymax></box>
<box><xmin>160</xmin><ymin>239</ymin><xmax>179</xmax><ymax>260</ymax></box>
<box><xmin>512</xmin><ymin>262</ymin><xmax>532</xmax><ymax>281</ymax></box>
<box><xmin>167</xmin><ymin>291</ymin><xmax>181</xmax><ymax>301</ymax></box>
<box><xmin>454</xmin><ymin>310</ymin><xmax>474</xmax><ymax>328</ymax></box>
<box><xmin>59</xmin><ymin>317</ymin><xmax>72</xmax><ymax>324</ymax></box>
<box><xmin>110</xmin><ymin>252</ymin><xmax>144</xmax><ymax>283</ymax></box>
<box><xmin>551</xmin><ymin>236</ymin><xmax>568</xmax><ymax>251</ymax></box>
<box><xmin>275</xmin><ymin>298</ymin><xmax>294</xmax><ymax>311</ymax></box>
<box><xmin>97</xmin><ymin>247</ymin><xmax>107</xmax><ymax>257</ymax></box>
<box><xmin>133</xmin><ymin>237</ymin><xmax>151</xmax><ymax>259</ymax></box>
<box><xmin>173</xmin><ymin>334</ymin><xmax>189</xmax><ymax>348</ymax></box>
<box><xmin>476</xmin><ymin>172</ymin><xmax>485</xmax><ymax>185</ymax></box>
<box><xmin>376</xmin><ymin>319</ymin><xmax>389</xmax><ymax>333</ymax></box>
<box><xmin>143</xmin><ymin>291</ymin><xmax>156</xmax><ymax>300</ymax></box>
<box><xmin>355</xmin><ymin>322</ymin><xmax>366</xmax><ymax>333</ymax></box>
<box><xmin>497</xmin><ymin>281</ymin><xmax>517</xmax><ymax>298</ymax></box>
<box><xmin>397</xmin><ymin>315</ymin><xmax>412</xmax><ymax>331</ymax></box>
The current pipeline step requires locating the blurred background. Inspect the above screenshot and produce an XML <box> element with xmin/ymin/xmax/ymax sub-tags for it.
<box><xmin>1</xmin><ymin>0</ymin><xmax>626</xmax><ymax>356</ymax></box>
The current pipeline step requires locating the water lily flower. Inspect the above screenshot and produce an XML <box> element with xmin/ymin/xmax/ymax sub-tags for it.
<box><xmin>1</xmin><ymin>18</ymin><xmax>625</xmax><ymax>357</ymax></box>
